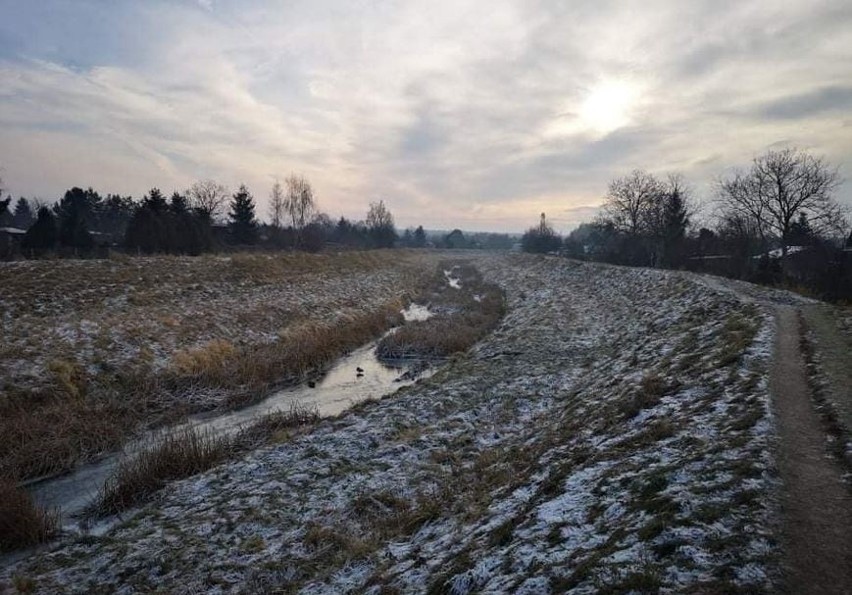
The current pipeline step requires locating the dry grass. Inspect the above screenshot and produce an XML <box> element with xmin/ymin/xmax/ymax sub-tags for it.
<box><xmin>0</xmin><ymin>480</ymin><xmax>59</xmax><ymax>552</ymax></box>
<box><xmin>232</xmin><ymin>403</ymin><xmax>321</xmax><ymax>449</ymax></box>
<box><xmin>716</xmin><ymin>306</ymin><xmax>760</xmax><ymax>367</ymax></box>
<box><xmin>619</xmin><ymin>372</ymin><xmax>671</xmax><ymax>419</ymax></box>
<box><xmin>0</xmin><ymin>399</ymin><xmax>137</xmax><ymax>481</ymax></box>
<box><xmin>97</xmin><ymin>427</ymin><xmax>231</xmax><ymax>515</ymax></box>
<box><xmin>376</xmin><ymin>262</ymin><xmax>504</xmax><ymax>359</ymax></box>
<box><xmin>171</xmin><ymin>339</ymin><xmax>239</xmax><ymax>377</ymax></box>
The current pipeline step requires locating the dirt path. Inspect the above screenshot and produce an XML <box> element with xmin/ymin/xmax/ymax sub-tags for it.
<box><xmin>770</xmin><ymin>306</ymin><xmax>852</xmax><ymax>594</ymax></box>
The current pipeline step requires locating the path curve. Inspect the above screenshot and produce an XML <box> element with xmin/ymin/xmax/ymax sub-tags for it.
<box><xmin>770</xmin><ymin>306</ymin><xmax>852</xmax><ymax>594</ymax></box>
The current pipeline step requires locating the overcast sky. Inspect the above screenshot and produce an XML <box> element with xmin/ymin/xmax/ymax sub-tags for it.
<box><xmin>1</xmin><ymin>0</ymin><xmax>851</xmax><ymax>232</ymax></box>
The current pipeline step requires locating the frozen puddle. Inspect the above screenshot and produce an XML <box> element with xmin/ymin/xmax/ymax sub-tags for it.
<box><xmin>402</xmin><ymin>302</ymin><xmax>433</xmax><ymax>322</ymax></box>
<box><xmin>444</xmin><ymin>268</ymin><xmax>462</xmax><ymax>289</ymax></box>
<box><xmin>26</xmin><ymin>305</ymin><xmax>437</xmax><ymax>531</ymax></box>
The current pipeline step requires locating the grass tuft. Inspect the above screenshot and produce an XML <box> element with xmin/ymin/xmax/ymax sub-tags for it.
<box><xmin>0</xmin><ymin>480</ymin><xmax>59</xmax><ymax>552</ymax></box>
<box><xmin>96</xmin><ymin>403</ymin><xmax>320</xmax><ymax>516</ymax></box>
<box><xmin>97</xmin><ymin>427</ymin><xmax>231</xmax><ymax>515</ymax></box>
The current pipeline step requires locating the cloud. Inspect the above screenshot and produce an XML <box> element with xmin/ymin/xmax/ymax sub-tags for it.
<box><xmin>0</xmin><ymin>0</ymin><xmax>850</xmax><ymax>231</ymax></box>
<box><xmin>759</xmin><ymin>86</ymin><xmax>852</xmax><ymax>120</ymax></box>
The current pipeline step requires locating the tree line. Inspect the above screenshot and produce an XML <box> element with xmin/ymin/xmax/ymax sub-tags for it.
<box><xmin>521</xmin><ymin>147</ymin><xmax>852</xmax><ymax>300</ymax></box>
<box><xmin>0</xmin><ymin>176</ymin><xmax>415</xmax><ymax>257</ymax></box>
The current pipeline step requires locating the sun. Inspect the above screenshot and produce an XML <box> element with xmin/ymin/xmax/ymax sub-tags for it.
<box><xmin>579</xmin><ymin>80</ymin><xmax>638</xmax><ymax>135</ymax></box>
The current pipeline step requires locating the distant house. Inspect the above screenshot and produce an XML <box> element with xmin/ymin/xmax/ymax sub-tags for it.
<box><xmin>751</xmin><ymin>246</ymin><xmax>808</xmax><ymax>259</ymax></box>
<box><xmin>0</xmin><ymin>226</ymin><xmax>26</xmax><ymax>258</ymax></box>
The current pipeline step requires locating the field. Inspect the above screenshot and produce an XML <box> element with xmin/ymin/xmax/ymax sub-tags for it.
<box><xmin>2</xmin><ymin>252</ymin><xmax>851</xmax><ymax>593</ymax></box>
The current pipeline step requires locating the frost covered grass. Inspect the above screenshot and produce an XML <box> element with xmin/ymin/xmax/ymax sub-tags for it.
<box><xmin>1</xmin><ymin>255</ymin><xmax>796</xmax><ymax>593</ymax></box>
<box><xmin>97</xmin><ymin>403</ymin><xmax>321</xmax><ymax>516</ymax></box>
<box><xmin>376</xmin><ymin>262</ymin><xmax>504</xmax><ymax>359</ymax></box>
<box><xmin>0</xmin><ymin>480</ymin><xmax>59</xmax><ymax>552</ymax></box>
<box><xmin>0</xmin><ymin>250</ymin><xmax>441</xmax><ymax>482</ymax></box>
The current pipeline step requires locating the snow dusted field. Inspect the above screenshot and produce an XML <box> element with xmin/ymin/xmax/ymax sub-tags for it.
<box><xmin>0</xmin><ymin>251</ymin><xmax>440</xmax><ymax>397</ymax></box>
<box><xmin>3</xmin><ymin>255</ymin><xmax>789</xmax><ymax>593</ymax></box>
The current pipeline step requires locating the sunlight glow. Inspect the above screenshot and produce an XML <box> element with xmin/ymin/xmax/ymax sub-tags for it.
<box><xmin>579</xmin><ymin>80</ymin><xmax>638</xmax><ymax>135</ymax></box>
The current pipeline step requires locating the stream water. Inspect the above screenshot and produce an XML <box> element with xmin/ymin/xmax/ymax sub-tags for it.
<box><xmin>25</xmin><ymin>304</ymin><xmax>436</xmax><ymax>533</ymax></box>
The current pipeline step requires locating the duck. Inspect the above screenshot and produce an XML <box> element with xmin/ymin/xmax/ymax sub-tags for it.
<box><xmin>355</xmin><ymin>367</ymin><xmax>364</xmax><ymax>373</ymax></box>
<box><xmin>307</xmin><ymin>380</ymin><xmax>316</xmax><ymax>388</ymax></box>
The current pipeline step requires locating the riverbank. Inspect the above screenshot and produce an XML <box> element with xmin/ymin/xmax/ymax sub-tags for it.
<box><xmin>2</xmin><ymin>254</ymin><xmax>794</xmax><ymax>593</ymax></box>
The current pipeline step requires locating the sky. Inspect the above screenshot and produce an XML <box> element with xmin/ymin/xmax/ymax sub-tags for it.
<box><xmin>1</xmin><ymin>0</ymin><xmax>851</xmax><ymax>233</ymax></box>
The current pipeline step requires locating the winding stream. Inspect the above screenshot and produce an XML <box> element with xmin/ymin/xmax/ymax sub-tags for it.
<box><xmin>26</xmin><ymin>304</ymin><xmax>437</xmax><ymax>532</ymax></box>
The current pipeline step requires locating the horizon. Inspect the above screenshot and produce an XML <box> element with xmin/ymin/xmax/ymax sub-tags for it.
<box><xmin>1</xmin><ymin>1</ymin><xmax>852</xmax><ymax>234</ymax></box>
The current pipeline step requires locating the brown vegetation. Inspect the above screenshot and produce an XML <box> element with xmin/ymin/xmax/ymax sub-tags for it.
<box><xmin>376</xmin><ymin>262</ymin><xmax>504</xmax><ymax>359</ymax></box>
<box><xmin>97</xmin><ymin>428</ymin><xmax>231</xmax><ymax>515</ymax></box>
<box><xmin>0</xmin><ymin>480</ymin><xmax>59</xmax><ymax>552</ymax></box>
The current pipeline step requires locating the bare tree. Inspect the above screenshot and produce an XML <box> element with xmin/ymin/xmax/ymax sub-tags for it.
<box><xmin>284</xmin><ymin>174</ymin><xmax>316</xmax><ymax>248</ymax></box>
<box><xmin>718</xmin><ymin>148</ymin><xmax>844</xmax><ymax>258</ymax></box>
<box><xmin>187</xmin><ymin>179</ymin><xmax>229</xmax><ymax>221</ymax></box>
<box><xmin>366</xmin><ymin>200</ymin><xmax>396</xmax><ymax>248</ymax></box>
<box><xmin>601</xmin><ymin>169</ymin><xmax>664</xmax><ymax>235</ymax></box>
<box><xmin>268</xmin><ymin>179</ymin><xmax>285</xmax><ymax>230</ymax></box>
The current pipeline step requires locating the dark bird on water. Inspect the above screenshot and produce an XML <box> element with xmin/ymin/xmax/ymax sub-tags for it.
<box><xmin>307</xmin><ymin>381</ymin><xmax>316</xmax><ymax>388</ymax></box>
<box><xmin>356</xmin><ymin>367</ymin><xmax>364</xmax><ymax>373</ymax></box>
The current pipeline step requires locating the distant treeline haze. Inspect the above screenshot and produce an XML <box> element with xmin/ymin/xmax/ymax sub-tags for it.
<box><xmin>0</xmin><ymin>175</ymin><xmax>514</xmax><ymax>257</ymax></box>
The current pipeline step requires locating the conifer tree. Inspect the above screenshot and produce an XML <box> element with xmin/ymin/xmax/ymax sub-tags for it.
<box><xmin>413</xmin><ymin>225</ymin><xmax>427</xmax><ymax>247</ymax></box>
<box><xmin>228</xmin><ymin>185</ymin><xmax>258</xmax><ymax>244</ymax></box>
<box><xmin>22</xmin><ymin>207</ymin><xmax>58</xmax><ymax>254</ymax></box>
<box><xmin>12</xmin><ymin>197</ymin><xmax>34</xmax><ymax>229</ymax></box>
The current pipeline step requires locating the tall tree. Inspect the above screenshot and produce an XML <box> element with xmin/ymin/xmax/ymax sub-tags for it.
<box><xmin>366</xmin><ymin>200</ymin><xmax>397</xmax><ymax>248</ymax></box>
<box><xmin>55</xmin><ymin>187</ymin><xmax>98</xmax><ymax>250</ymax></box>
<box><xmin>658</xmin><ymin>175</ymin><xmax>691</xmax><ymax>267</ymax></box>
<box><xmin>602</xmin><ymin>170</ymin><xmax>664</xmax><ymax>236</ymax></box>
<box><xmin>228</xmin><ymin>185</ymin><xmax>258</xmax><ymax>245</ymax></box>
<box><xmin>718</xmin><ymin>147</ymin><xmax>844</xmax><ymax>259</ymax></box>
<box><xmin>96</xmin><ymin>194</ymin><xmax>134</xmax><ymax>239</ymax></box>
<box><xmin>0</xmin><ymin>196</ymin><xmax>11</xmax><ymax>227</ymax></box>
<box><xmin>125</xmin><ymin>188</ymin><xmax>168</xmax><ymax>254</ymax></box>
<box><xmin>413</xmin><ymin>225</ymin><xmax>427</xmax><ymax>248</ymax></box>
<box><xmin>12</xmin><ymin>197</ymin><xmax>34</xmax><ymax>229</ymax></box>
<box><xmin>188</xmin><ymin>179</ymin><xmax>229</xmax><ymax>222</ymax></box>
<box><xmin>269</xmin><ymin>179</ymin><xmax>285</xmax><ymax>230</ymax></box>
<box><xmin>284</xmin><ymin>174</ymin><xmax>315</xmax><ymax>248</ymax></box>
<box><xmin>22</xmin><ymin>206</ymin><xmax>58</xmax><ymax>254</ymax></box>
